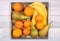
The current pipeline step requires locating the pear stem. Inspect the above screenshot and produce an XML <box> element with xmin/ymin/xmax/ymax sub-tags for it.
<box><xmin>50</xmin><ymin>21</ymin><xmax>53</xmax><ymax>24</ymax></box>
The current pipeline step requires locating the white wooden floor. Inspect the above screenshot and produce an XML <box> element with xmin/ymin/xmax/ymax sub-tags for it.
<box><xmin>0</xmin><ymin>0</ymin><xmax>60</xmax><ymax>41</ymax></box>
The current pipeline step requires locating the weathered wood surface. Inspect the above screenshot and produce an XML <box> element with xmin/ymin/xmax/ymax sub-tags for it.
<box><xmin>0</xmin><ymin>0</ymin><xmax>60</xmax><ymax>41</ymax></box>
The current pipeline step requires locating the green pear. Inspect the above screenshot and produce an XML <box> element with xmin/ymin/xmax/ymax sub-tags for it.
<box><xmin>39</xmin><ymin>22</ymin><xmax>52</xmax><ymax>38</ymax></box>
<box><xmin>12</xmin><ymin>11</ymin><xmax>29</xmax><ymax>20</ymax></box>
<box><xmin>31</xmin><ymin>26</ymin><xmax>38</xmax><ymax>38</ymax></box>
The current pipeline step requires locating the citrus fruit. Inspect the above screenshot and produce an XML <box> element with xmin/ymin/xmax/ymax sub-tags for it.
<box><xmin>15</xmin><ymin>21</ymin><xmax>23</xmax><ymax>29</ymax></box>
<box><xmin>23</xmin><ymin>28</ymin><xmax>30</xmax><ymax>35</ymax></box>
<box><xmin>35</xmin><ymin>14</ymin><xmax>43</xmax><ymax>22</ymax></box>
<box><xmin>24</xmin><ymin>6</ymin><xmax>34</xmax><ymax>17</ymax></box>
<box><xmin>24</xmin><ymin>20</ymin><xmax>32</xmax><ymax>28</ymax></box>
<box><xmin>36</xmin><ymin>22</ymin><xmax>44</xmax><ymax>30</ymax></box>
<box><xmin>12</xmin><ymin>2</ymin><xmax>23</xmax><ymax>12</ymax></box>
<box><xmin>13</xmin><ymin>28</ymin><xmax>22</xmax><ymax>38</ymax></box>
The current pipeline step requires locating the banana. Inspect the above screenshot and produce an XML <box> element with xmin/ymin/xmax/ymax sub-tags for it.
<box><xmin>39</xmin><ymin>22</ymin><xmax>52</xmax><ymax>38</ymax></box>
<box><xmin>30</xmin><ymin>1</ymin><xmax>47</xmax><ymax>26</ymax></box>
<box><xmin>30</xmin><ymin>1</ymin><xmax>47</xmax><ymax>12</ymax></box>
<box><xmin>32</xmin><ymin>11</ymin><xmax>38</xmax><ymax>26</ymax></box>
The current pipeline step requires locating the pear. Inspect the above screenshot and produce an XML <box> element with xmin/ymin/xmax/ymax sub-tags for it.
<box><xmin>39</xmin><ymin>22</ymin><xmax>52</xmax><ymax>38</ymax></box>
<box><xmin>12</xmin><ymin>11</ymin><xmax>29</xmax><ymax>20</ymax></box>
<box><xmin>31</xmin><ymin>11</ymin><xmax>38</xmax><ymax>38</ymax></box>
<box><xmin>31</xmin><ymin>26</ymin><xmax>38</xmax><ymax>38</ymax></box>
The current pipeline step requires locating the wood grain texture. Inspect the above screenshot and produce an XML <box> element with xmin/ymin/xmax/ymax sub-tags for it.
<box><xmin>0</xmin><ymin>0</ymin><xmax>60</xmax><ymax>41</ymax></box>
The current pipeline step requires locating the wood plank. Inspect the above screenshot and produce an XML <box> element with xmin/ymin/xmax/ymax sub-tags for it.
<box><xmin>48</xmin><ymin>16</ymin><xmax>60</xmax><ymax>22</ymax></box>
<box><xmin>0</xmin><ymin>0</ymin><xmax>49</xmax><ymax>2</ymax></box>
<box><xmin>0</xmin><ymin>7</ymin><xmax>60</xmax><ymax>16</ymax></box>
<box><xmin>0</xmin><ymin>28</ymin><xmax>10</xmax><ymax>38</ymax></box>
<box><xmin>0</xmin><ymin>21</ymin><xmax>60</xmax><ymax>28</ymax></box>
<box><xmin>0</xmin><ymin>15</ymin><xmax>60</xmax><ymax>22</ymax></box>
<box><xmin>0</xmin><ymin>28</ymin><xmax>60</xmax><ymax>41</ymax></box>
<box><xmin>49</xmin><ymin>28</ymin><xmax>60</xmax><ymax>40</ymax></box>
<box><xmin>0</xmin><ymin>15</ymin><xmax>11</xmax><ymax>22</ymax></box>
<box><xmin>49</xmin><ymin>0</ymin><xmax>60</xmax><ymax>7</ymax></box>
<box><xmin>0</xmin><ymin>11</ymin><xmax>11</xmax><ymax>15</ymax></box>
<box><xmin>0</xmin><ymin>22</ymin><xmax>11</xmax><ymax>28</ymax></box>
<box><xmin>0</xmin><ymin>15</ymin><xmax>60</xmax><ymax>28</ymax></box>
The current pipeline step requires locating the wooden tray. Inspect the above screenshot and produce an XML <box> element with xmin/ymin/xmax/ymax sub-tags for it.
<box><xmin>11</xmin><ymin>2</ymin><xmax>48</xmax><ymax>39</ymax></box>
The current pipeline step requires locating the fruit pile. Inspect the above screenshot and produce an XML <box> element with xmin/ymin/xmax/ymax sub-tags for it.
<box><xmin>11</xmin><ymin>2</ymin><xmax>51</xmax><ymax>39</ymax></box>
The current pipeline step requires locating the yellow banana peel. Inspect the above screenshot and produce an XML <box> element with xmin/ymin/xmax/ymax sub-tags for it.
<box><xmin>32</xmin><ymin>11</ymin><xmax>38</xmax><ymax>26</ymax></box>
<box><xmin>30</xmin><ymin>1</ymin><xmax>47</xmax><ymax>26</ymax></box>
